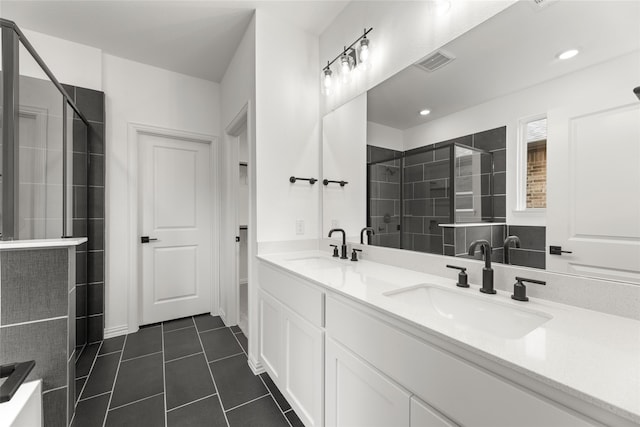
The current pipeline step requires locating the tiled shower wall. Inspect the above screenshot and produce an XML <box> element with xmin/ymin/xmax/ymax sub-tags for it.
<box><xmin>367</xmin><ymin>146</ymin><xmax>402</xmax><ymax>248</ymax></box>
<box><xmin>402</xmin><ymin>144</ymin><xmax>451</xmax><ymax>254</ymax></box>
<box><xmin>0</xmin><ymin>247</ymin><xmax>76</xmax><ymax>426</ymax></box>
<box><xmin>507</xmin><ymin>225</ymin><xmax>546</xmax><ymax>269</ymax></box>
<box><xmin>64</xmin><ymin>84</ymin><xmax>106</xmax><ymax>350</ymax></box>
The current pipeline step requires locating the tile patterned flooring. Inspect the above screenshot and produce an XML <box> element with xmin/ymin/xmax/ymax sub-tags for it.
<box><xmin>73</xmin><ymin>314</ymin><xmax>303</xmax><ymax>426</ymax></box>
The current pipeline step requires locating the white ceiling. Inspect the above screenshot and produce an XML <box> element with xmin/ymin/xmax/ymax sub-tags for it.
<box><xmin>368</xmin><ymin>0</ymin><xmax>640</xmax><ymax>130</ymax></box>
<box><xmin>0</xmin><ymin>0</ymin><xmax>350</xmax><ymax>82</ymax></box>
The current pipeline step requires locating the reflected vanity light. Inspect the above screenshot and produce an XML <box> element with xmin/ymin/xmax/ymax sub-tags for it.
<box><xmin>557</xmin><ymin>49</ymin><xmax>579</xmax><ymax>60</ymax></box>
<box><xmin>419</xmin><ymin>109</ymin><xmax>431</xmax><ymax>116</ymax></box>
<box><xmin>321</xmin><ymin>27</ymin><xmax>373</xmax><ymax>95</ymax></box>
<box><xmin>434</xmin><ymin>0</ymin><xmax>452</xmax><ymax>15</ymax></box>
<box><xmin>323</xmin><ymin>66</ymin><xmax>333</xmax><ymax>89</ymax></box>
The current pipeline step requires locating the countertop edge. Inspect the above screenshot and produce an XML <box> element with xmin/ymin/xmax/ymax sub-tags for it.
<box><xmin>257</xmin><ymin>253</ymin><xmax>640</xmax><ymax>425</ymax></box>
<box><xmin>0</xmin><ymin>238</ymin><xmax>88</xmax><ymax>250</ymax></box>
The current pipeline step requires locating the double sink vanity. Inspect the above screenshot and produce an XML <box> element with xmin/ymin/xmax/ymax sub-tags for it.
<box><xmin>256</xmin><ymin>248</ymin><xmax>639</xmax><ymax>427</ymax></box>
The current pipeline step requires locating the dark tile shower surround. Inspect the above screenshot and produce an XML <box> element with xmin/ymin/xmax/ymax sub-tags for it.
<box><xmin>64</xmin><ymin>84</ymin><xmax>106</xmax><ymax>351</ymax></box>
<box><xmin>74</xmin><ymin>314</ymin><xmax>302</xmax><ymax>427</ymax></box>
<box><xmin>367</xmin><ymin>126</ymin><xmax>506</xmax><ymax>256</ymax></box>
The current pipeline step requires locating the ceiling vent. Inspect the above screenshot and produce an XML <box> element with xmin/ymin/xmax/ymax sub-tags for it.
<box><xmin>530</xmin><ymin>0</ymin><xmax>558</xmax><ymax>10</ymax></box>
<box><xmin>414</xmin><ymin>50</ymin><xmax>455</xmax><ymax>73</ymax></box>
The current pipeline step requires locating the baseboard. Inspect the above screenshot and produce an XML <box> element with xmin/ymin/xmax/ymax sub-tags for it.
<box><xmin>248</xmin><ymin>356</ymin><xmax>265</xmax><ymax>375</ymax></box>
<box><xmin>104</xmin><ymin>324</ymin><xmax>130</xmax><ymax>339</ymax></box>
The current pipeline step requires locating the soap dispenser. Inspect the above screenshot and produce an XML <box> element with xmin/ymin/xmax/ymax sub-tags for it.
<box><xmin>446</xmin><ymin>265</ymin><xmax>469</xmax><ymax>288</ymax></box>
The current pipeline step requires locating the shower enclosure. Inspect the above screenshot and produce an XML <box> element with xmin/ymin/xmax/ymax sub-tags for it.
<box><xmin>1</xmin><ymin>19</ymin><xmax>89</xmax><ymax>240</ymax></box>
<box><xmin>367</xmin><ymin>141</ymin><xmax>494</xmax><ymax>254</ymax></box>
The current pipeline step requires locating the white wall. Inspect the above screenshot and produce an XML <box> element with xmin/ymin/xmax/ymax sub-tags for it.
<box><xmin>20</xmin><ymin>29</ymin><xmax>102</xmax><ymax>91</ymax></box>
<box><xmin>103</xmin><ymin>54</ymin><xmax>221</xmax><ymax>332</ymax></box>
<box><xmin>319</xmin><ymin>0</ymin><xmax>517</xmax><ymax>115</ymax></box>
<box><xmin>323</xmin><ymin>93</ymin><xmax>367</xmax><ymax>240</ymax></box>
<box><xmin>367</xmin><ymin>121</ymin><xmax>403</xmax><ymax>151</ymax></box>
<box><xmin>255</xmin><ymin>10</ymin><xmax>321</xmax><ymax>243</ymax></box>
<box><xmin>219</xmin><ymin>15</ymin><xmax>258</xmax><ymax>365</ymax></box>
<box><xmin>402</xmin><ymin>50</ymin><xmax>640</xmax><ymax>226</ymax></box>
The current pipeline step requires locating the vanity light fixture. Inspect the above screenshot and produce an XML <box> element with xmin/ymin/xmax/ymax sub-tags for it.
<box><xmin>321</xmin><ymin>27</ymin><xmax>373</xmax><ymax>94</ymax></box>
<box><xmin>359</xmin><ymin>33</ymin><xmax>370</xmax><ymax>63</ymax></box>
<box><xmin>419</xmin><ymin>109</ymin><xmax>431</xmax><ymax>116</ymax></box>
<box><xmin>323</xmin><ymin>65</ymin><xmax>333</xmax><ymax>89</ymax></box>
<box><xmin>557</xmin><ymin>49</ymin><xmax>579</xmax><ymax>60</ymax></box>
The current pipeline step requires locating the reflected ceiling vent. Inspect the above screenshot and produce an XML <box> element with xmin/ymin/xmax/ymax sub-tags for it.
<box><xmin>414</xmin><ymin>50</ymin><xmax>455</xmax><ymax>73</ymax></box>
<box><xmin>530</xmin><ymin>0</ymin><xmax>558</xmax><ymax>10</ymax></box>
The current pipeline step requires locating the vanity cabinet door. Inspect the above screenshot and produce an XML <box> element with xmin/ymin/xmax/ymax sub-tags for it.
<box><xmin>258</xmin><ymin>289</ymin><xmax>283</xmax><ymax>381</ymax></box>
<box><xmin>283</xmin><ymin>306</ymin><xmax>324</xmax><ymax>427</ymax></box>
<box><xmin>325</xmin><ymin>337</ymin><xmax>410</xmax><ymax>427</ymax></box>
<box><xmin>411</xmin><ymin>397</ymin><xmax>459</xmax><ymax>427</ymax></box>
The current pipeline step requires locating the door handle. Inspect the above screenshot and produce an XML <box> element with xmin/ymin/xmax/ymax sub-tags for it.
<box><xmin>549</xmin><ymin>245</ymin><xmax>572</xmax><ymax>255</ymax></box>
<box><xmin>141</xmin><ymin>236</ymin><xmax>158</xmax><ymax>244</ymax></box>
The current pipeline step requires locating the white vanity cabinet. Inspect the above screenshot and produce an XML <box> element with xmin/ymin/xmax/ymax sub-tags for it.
<box><xmin>258</xmin><ymin>262</ymin><xmax>325</xmax><ymax>427</ymax></box>
<box><xmin>325</xmin><ymin>295</ymin><xmax>598</xmax><ymax>427</ymax></box>
<box><xmin>411</xmin><ymin>397</ymin><xmax>459</xmax><ymax>427</ymax></box>
<box><xmin>325</xmin><ymin>337</ymin><xmax>411</xmax><ymax>427</ymax></box>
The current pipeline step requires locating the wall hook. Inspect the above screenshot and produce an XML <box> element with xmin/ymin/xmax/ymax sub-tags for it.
<box><xmin>290</xmin><ymin>176</ymin><xmax>317</xmax><ymax>185</ymax></box>
<box><xmin>323</xmin><ymin>179</ymin><xmax>349</xmax><ymax>187</ymax></box>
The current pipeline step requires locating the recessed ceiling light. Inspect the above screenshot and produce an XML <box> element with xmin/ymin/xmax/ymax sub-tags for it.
<box><xmin>419</xmin><ymin>109</ymin><xmax>431</xmax><ymax>116</ymax></box>
<box><xmin>558</xmin><ymin>49</ymin><xmax>579</xmax><ymax>60</ymax></box>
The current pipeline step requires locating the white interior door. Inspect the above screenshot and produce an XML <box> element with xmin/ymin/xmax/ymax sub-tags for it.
<box><xmin>140</xmin><ymin>133</ymin><xmax>212</xmax><ymax>324</ymax></box>
<box><xmin>547</xmin><ymin>97</ymin><xmax>640</xmax><ymax>283</ymax></box>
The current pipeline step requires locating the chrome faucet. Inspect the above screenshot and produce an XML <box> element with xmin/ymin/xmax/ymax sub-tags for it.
<box><xmin>328</xmin><ymin>228</ymin><xmax>348</xmax><ymax>259</ymax></box>
<box><xmin>360</xmin><ymin>227</ymin><xmax>375</xmax><ymax>244</ymax></box>
<box><xmin>503</xmin><ymin>235</ymin><xmax>521</xmax><ymax>265</ymax></box>
<box><xmin>468</xmin><ymin>239</ymin><xmax>496</xmax><ymax>294</ymax></box>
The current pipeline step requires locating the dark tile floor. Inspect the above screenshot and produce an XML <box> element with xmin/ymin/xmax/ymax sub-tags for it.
<box><xmin>73</xmin><ymin>314</ymin><xmax>302</xmax><ymax>427</ymax></box>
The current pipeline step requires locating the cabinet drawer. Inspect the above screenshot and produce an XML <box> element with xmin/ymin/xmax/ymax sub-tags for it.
<box><xmin>326</xmin><ymin>295</ymin><xmax>596</xmax><ymax>427</ymax></box>
<box><xmin>259</xmin><ymin>261</ymin><xmax>324</xmax><ymax>327</ymax></box>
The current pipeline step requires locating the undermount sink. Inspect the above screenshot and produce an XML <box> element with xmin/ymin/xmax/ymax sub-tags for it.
<box><xmin>384</xmin><ymin>284</ymin><xmax>552</xmax><ymax>339</ymax></box>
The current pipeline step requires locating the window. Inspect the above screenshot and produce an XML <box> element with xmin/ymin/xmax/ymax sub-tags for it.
<box><xmin>524</xmin><ymin>117</ymin><xmax>547</xmax><ymax>209</ymax></box>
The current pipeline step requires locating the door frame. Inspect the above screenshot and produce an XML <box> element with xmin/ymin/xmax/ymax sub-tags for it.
<box><xmin>127</xmin><ymin>122</ymin><xmax>220</xmax><ymax>332</ymax></box>
<box><xmin>220</xmin><ymin>104</ymin><xmax>248</xmax><ymax>326</ymax></box>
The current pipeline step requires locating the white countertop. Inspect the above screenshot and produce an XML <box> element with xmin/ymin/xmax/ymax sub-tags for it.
<box><xmin>258</xmin><ymin>250</ymin><xmax>640</xmax><ymax>424</ymax></box>
<box><xmin>0</xmin><ymin>238</ymin><xmax>88</xmax><ymax>250</ymax></box>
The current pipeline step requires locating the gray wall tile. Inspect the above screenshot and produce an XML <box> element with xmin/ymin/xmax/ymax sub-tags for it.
<box><xmin>0</xmin><ymin>318</ymin><xmax>67</xmax><ymax>390</ymax></box>
<box><xmin>1</xmin><ymin>248</ymin><xmax>69</xmax><ymax>325</ymax></box>
<box><xmin>43</xmin><ymin>387</ymin><xmax>67</xmax><ymax>427</ymax></box>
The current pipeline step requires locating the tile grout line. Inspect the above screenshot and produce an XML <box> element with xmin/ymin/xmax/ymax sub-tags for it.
<box><xmin>163</xmin><ymin>324</ymin><xmax>196</xmax><ymax>334</ymax></box>
<box><xmin>193</xmin><ymin>317</ymin><xmax>231</xmax><ymax>427</ymax></box>
<box><xmin>120</xmin><ymin>350</ymin><xmax>163</xmax><ymax>363</ymax></box>
<box><xmin>230</xmin><ymin>329</ymin><xmax>294</xmax><ymax>427</ymax></box>
<box><xmin>161</xmin><ymin>322</ymin><xmax>168</xmax><ymax>427</ymax></box>
<box><xmin>196</xmin><ymin>324</ymin><xmax>228</xmax><ymax>334</ymax></box>
<box><xmin>165</xmin><ymin>351</ymin><xmax>205</xmax><ymax>364</ymax></box>
<box><xmin>107</xmin><ymin>391</ymin><xmax>165</xmax><ymax>412</ymax></box>
<box><xmin>76</xmin><ymin>341</ymin><xmax>104</xmax><ymax>403</ymax></box>
<box><xmin>223</xmin><ymin>393</ymin><xmax>271</xmax><ymax>413</ymax></box>
<box><xmin>257</xmin><ymin>374</ymin><xmax>294</xmax><ymax>427</ymax></box>
<box><xmin>78</xmin><ymin>390</ymin><xmax>111</xmax><ymax>403</ymax></box>
<box><xmin>165</xmin><ymin>392</ymin><xmax>217</xmax><ymax>413</ymax></box>
<box><xmin>101</xmin><ymin>334</ymin><xmax>128</xmax><ymax>427</ymax></box>
<box><xmin>209</xmin><ymin>351</ymin><xmax>245</xmax><ymax>364</ymax></box>
<box><xmin>97</xmin><ymin>349</ymin><xmax>122</xmax><ymax>358</ymax></box>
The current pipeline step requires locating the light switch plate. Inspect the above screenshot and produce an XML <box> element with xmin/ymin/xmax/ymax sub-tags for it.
<box><xmin>296</xmin><ymin>220</ymin><xmax>305</xmax><ymax>235</ymax></box>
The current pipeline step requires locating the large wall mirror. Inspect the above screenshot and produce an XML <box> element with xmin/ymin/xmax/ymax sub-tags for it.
<box><xmin>322</xmin><ymin>0</ymin><xmax>640</xmax><ymax>284</ymax></box>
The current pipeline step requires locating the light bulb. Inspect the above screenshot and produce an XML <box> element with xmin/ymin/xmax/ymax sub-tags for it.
<box><xmin>323</xmin><ymin>68</ymin><xmax>333</xmax><ymax>88</ymax></box>
<box><xmin>340</xmin><ymin>53</ymin><xmax>351</xmax><ymax>75</ymax></box>
<box><xmin>359</xmin><ymin>37</ymin><xmax>370</xmax><ymax>63</ymax></box>
<box><xmin>419</xmin><ymin>109</ymin><xmax>431</xmax><ymax>116</ymax></box>
<box><xmin>558</xmin><ymin>49</ymin><xmax>579</xmax><ymax>60</ymax></box>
